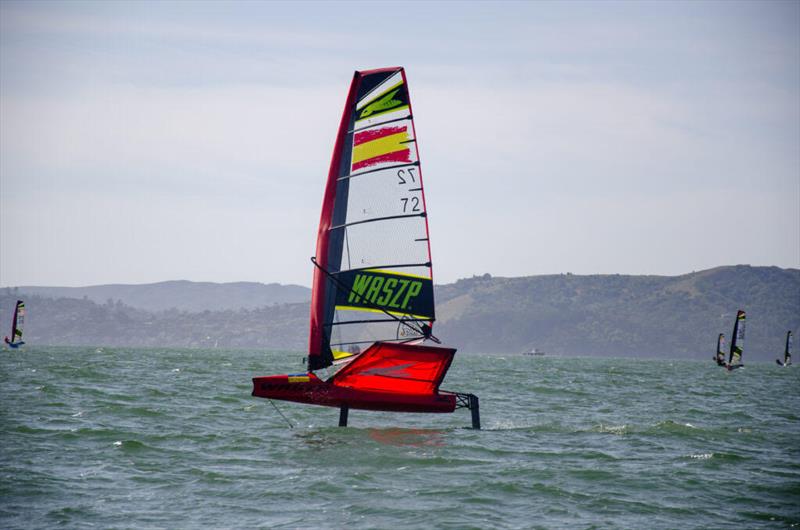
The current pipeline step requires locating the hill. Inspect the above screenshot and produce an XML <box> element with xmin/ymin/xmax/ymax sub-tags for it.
<box><xmin>434</xmin><ymin>265</ymin><xmax>799</xmax><ymax>358</ymax></box>
<box><xmin>2</xmin><ymin>265</ymin><xmax>798</xmax><ymax>360</ymax></box>
<box><xmin>10</xmin><ymin>281</ymin><xmax>310</xmax><ymax>312</ymax></box>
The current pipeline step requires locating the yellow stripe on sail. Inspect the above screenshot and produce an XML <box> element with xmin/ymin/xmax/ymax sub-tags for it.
<box><xmin>332</xmin><ymin>349</ymin><xmax>356</xmax><ymax>360</ymax></box>
<box><xmin>334</xmin><ymin>304</ymin><xmax>430</xmax><ymax>320</ymax></box>
<box><xmin>352</xmin><ymin>131</ymin><xmax>409</xmax><ymax>166</ymax></box>
<box><xmin>365</xmin><ymin>268</ymin><xmax>430</xmax><ymax>280</ymax></box>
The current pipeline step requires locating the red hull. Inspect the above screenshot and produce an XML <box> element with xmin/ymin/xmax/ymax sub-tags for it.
<box><xmin>252</xmin><ymin>373</ymin><xmax>456</xmax><ymax>413</ymax></box>
<box><xmin>252</xmin><ymin>342</ymin><xmax>457</xmax><ymax>413</ymax></box>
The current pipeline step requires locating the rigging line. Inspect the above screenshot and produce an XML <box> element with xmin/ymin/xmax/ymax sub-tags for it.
<box><xmin>329</xmin><ymin>262</ymin><xmax>432</xmax><ymax>275</ymax></box>
<box><xmin>311</xmin><ymin>257</ymin><xmax>438</xmax><ymax>341</ymax></box>
<box><xmin>330</xmin><ymin>337</ymin><xmax>417</xmax><ymax>347</ymax></box>
<box><xmin>329</xmin><ymin>212</ymin><xmax>425</xmax><ymax>231</ymax></box>
<box><xmin>325</xmin><ymin>318</ymin><xmax>430</xmax><ymax>327</ymax></box>
<box><xmin>268</xmin><ymin>399</ymin><xmax>294</xmax><ymax>429</ymax></box>
<box><xmin>337</xmin><ymin>161</ymin><xmax>420</xmax><ymax>181</ymax></box>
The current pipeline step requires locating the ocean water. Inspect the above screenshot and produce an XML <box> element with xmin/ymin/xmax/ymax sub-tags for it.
<box><xmin>1</xmin><ymin>347</ymin><xmax>798</xmax><ymax>529</ymax></box>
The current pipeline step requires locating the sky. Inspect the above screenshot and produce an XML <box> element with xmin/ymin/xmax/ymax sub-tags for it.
<box><xmin>1</xmin><ymin>0</ymin><xmax>798</xmax><ymax>288</ymax></box>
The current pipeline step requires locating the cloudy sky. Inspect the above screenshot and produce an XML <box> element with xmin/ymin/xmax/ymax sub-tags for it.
<box><xmin>1</xmin><ymin>0</ymin><xmax>798</xmax><ymax>287</ymax></box>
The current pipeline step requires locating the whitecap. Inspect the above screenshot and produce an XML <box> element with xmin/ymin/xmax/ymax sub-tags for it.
<box><xmin>596</xmin><ymin>423</ymin><xmax>627</xmax><ymax>435</ymax></box>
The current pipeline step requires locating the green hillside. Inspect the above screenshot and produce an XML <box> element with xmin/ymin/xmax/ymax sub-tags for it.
<box><xmin>434</xmin><ymin>265</ymin><xmax>799</xmax><ymax>358</ymax></box>
<box><xmin>2</xmin><ymin>266</ymin><xmax>797</xmax><ymax>360</ymax></box>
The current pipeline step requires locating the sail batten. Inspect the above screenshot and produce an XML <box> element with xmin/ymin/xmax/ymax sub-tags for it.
<box><xmin>338</xmin><ymin>162</ymin><xmax>419</xmax><ymax>181</ymax></box>
<box><xmin>330</xmin><ymin>212</ymin><xmax>426</xmax><ymax>231</ymax></box>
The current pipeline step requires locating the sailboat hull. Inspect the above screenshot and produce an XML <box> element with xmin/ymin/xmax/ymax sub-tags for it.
<box><xmin>252</xmin><ymin>374</ymin><xmax>457</xmax><ymax>412</ymax></box>
<box><xmin>252</xmin><ymin>342</ymin><xmax>458</xmax><ymax>413</ymax></box>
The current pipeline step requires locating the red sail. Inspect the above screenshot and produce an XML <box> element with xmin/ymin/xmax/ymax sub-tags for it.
<box><xmin>307</xmin><ymin>72</ymin><xmax>360</xmax><ymax>370</ymax></box>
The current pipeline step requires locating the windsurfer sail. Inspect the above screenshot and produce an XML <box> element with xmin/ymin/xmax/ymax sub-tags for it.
<box><xmin>714</xmin><ymin>333</ymin><xmax>726</xmax><ymax>366</ymax></box>
<box><xmin>4</xmin><ymin>300</ymin><xmax>26</xmax><ymax>349</ymax></box>
<box><xmin>252</xmin><ymin>68</ymin><xmax>479</xmax><ymax>428</ymax></box>
<box><xmin>776</xmin><ymin>330</ymin><xmax>793</xmax><ymax>367</ymax></box>
<box><xmin>726</xmin><ymin>310</ymin><xmax>745</xmax><ymax>371</ymax></box>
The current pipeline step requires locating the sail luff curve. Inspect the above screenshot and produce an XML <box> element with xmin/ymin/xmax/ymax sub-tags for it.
<box><xmin>309</xmin><ymin>72</ymin><xmax>360</xmax><ymax>371</ymax></box>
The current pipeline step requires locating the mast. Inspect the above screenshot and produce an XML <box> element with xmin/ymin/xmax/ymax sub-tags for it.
<box><xmin>308</xmin><ymin>72</ymin><xmax>360</xmax><ymax>371</ymax></box>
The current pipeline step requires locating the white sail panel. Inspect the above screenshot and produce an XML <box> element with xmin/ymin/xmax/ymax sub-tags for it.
<box><xmin>344</xmin><ymin>166</ymin><xmax>425</xmax><ymax>223</ymax></box>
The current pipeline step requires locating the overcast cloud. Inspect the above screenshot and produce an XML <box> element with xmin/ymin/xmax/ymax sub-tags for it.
<box><xmin>1</xmin><ymin>1</ymin><xmax>798</xmax><ymax>287</ymax></box>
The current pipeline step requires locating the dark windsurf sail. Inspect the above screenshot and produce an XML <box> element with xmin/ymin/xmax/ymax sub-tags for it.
<box><xmin>4</xmin><ymin>300</ymin><xmax>25</xmax><ymax>348</ymax></box>
<box><xmin>727</xmin><ymin>310</ymin><xmax>745</xmax><ymax>370</ymax></box>
<box><xmin>714</xmin><ymin>333</ymin><xmax>726</xmax><ymax>366</ymax></box>
<box><xmin>777</xmin><ymin>330</ymin><xmax>793</xmax><ymax>366</ymax></box>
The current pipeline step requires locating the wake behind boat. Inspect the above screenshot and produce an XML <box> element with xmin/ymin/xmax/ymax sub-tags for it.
<box><xmin>776</xmin><ymin>330</ymin><xmax>793</xmax><ymax>367</ymax></box>
<box><xmin>251</xmin><ymin>67</ymin><xmax>479</xmax><ymax>428</ymax></box>
<box><xmin>4</xmin><ymin>299</ymin><xmax>26</xmax><ymax>349</ymax></box>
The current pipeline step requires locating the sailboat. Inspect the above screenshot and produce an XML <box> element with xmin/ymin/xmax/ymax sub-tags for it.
<box><xmin>714</xmin><ymin>333</ymin><xmax>726</xmax><ymax>366</ymax></box>
<box><xmin>4</xmin><ymin>300</ymin><xmax>26</xmax><ymax>349</ymax></box>
<box><xmin>252</xmin><ymin>67</ymin><xmax>479</xmax><ymax>428</ymax></box>
<box><xmin>776</xmin><ymin>330</ymin><xmax>793</xmax><ymax>367</ymax></box>
<box><xmin>726</xmin><ymin>310</ymin><xmax>745</xmax><ymax>371</ymax></box>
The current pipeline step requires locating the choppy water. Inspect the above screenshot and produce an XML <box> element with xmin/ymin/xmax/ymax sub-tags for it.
<box><xmin>1</xmin><ymin>347</ymin><xmax>799</xmax><ymax>529</ymax></box>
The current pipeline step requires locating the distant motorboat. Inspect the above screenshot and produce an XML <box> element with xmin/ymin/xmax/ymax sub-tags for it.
<box><xmin>523</xmin><ymin>348</ymin><xmax>545</xmax><ymax>356</ymax></box>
